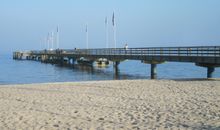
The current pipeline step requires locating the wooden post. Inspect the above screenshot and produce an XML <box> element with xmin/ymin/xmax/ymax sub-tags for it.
<box><xmin>207</xmin><ymin>67</ymin><xmax>215</xmax><ymax>78</ymax></box>
<box><xmin>151</xmin><ymin>64</ymin><xmax>157</xmax><ymax>79</ymax></box>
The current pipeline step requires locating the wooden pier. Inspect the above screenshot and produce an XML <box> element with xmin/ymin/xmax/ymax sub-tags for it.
<box><xmin>13</xmin><ymin>46</ymin><xmax>220</xmax><ymax>79</ymax></box>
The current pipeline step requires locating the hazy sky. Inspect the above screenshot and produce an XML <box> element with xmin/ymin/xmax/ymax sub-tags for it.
<box><xmin>0</xmin><ymin>0</ymin><xmax>220</xmax><ymax>54</ymax></box>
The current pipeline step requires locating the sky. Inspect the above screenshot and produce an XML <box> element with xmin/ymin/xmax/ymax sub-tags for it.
<box><xmin>0</xmin><ymin>0</ymin><xmax>220</xmax><ymax>54</ymax></box>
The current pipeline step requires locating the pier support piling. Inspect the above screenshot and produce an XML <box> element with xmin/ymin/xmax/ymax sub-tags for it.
<box><xmin>60</xmin><ymin>57</ymin><xmax>64</xmax><ymax>66</ymax></box>
<box><xmin>113</xmin><ymin>61</ymin><xmax>120</xmax><ymax>76</ymax></box>
<box><xmin>195</xmin><ymin>63</ymin><xmax>219</xmax><ymax>79</ymax></box>
<box><xmin>68</xmin><ymin>58</ymin><xmax>71</xmax><ymax>65</ymax></box>
<box><xmin>207</xmin><ymin>67</ymin><xmax>215</xmax><ymax>78</ymax></box>
<box><xmin>142</xmin><ymin>60</ymin><xmax>164</xmax><ymax>80</ymax></box>
<box><xmin>151</xmin><ymin>64</ymin><xmax>157</xmax><ymax>79</ymax></box>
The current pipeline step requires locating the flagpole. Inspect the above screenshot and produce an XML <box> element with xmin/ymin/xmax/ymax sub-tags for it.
<box><xmin>112</xmin><ymin>12</ymin><xmax>116</xmax><ymax>48</ymax></box>
<box><xmin>56</xmin><ymin>26</ymin><xmax>59</xmax><ymax>49</ymax></box>
<box><xmin>114</xmin><ymin>24</ymin><xmax>116</xmax><ymax>48</ymax></box>
<box><xmin>105</xmin><ymin>17</ymin><xmax>108</xmax><ymax>48</ymax></box>
<box><xmin>47</xmin><ymin>33</ymin><xmax>50</xmax><ymax>50</ymax></box>
<box><xmin>51</xmin><ymin>31</ymin><xmax>54</xmax><ymax>50</ymax></box>
<box><xmin>45</xmin><ymin>37</ymin><xmax>47</xmax><ymax>50</ymax></box>
<box><xmin>86</xmin><ymin>23</ymin><xmax>89</xmax><ymax>49</ymax></box>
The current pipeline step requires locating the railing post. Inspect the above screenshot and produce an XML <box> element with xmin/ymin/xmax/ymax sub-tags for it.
<box><xmin>202</xmin><ymin>47</ymin><xmax>204</xmax><ymax>56</ymax></box>
<box><xmin>178</xmin><ymin>48</ymin><xmax>180</xmax><ymax>56</ymax></box>
<box><xmin>219</xmin><ymin>47</ymin><xmax>220</xmax><ymax>56</ymax></box>
<box><xmin>187</xmin><ymin>48</ymin><xmax>189</xmax><ymax>56</ymax></box>
<box><xmin>169</xmin><ymin>48</ymin><xmax>171</xmax><ymax>56</ymax></box>
<box><xmin>214</xmin><ymin>46</ymin><xmax>216</xmax><ymax>57</ymax></box>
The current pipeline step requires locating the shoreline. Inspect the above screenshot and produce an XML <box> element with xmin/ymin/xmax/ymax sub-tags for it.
<box><xmin>1</xmin><ymin>78</ymin><xmax>220</xmax><ymax>86</ymax></box>
<box><xmin>0</xmin><ymin>79</ymin><xmax>220</xmax><ymax>129</ymax></box>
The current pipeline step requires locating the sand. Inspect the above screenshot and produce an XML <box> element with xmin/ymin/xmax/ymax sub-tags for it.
<box><xmin>0</xmin><ymin>79</ymin><xmax>220</xmax><ymax>130</ymax></box>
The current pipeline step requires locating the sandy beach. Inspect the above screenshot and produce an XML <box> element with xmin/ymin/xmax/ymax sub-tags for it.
<box><xmin>0</xmin><ymin>79</ymin><xmax>220</xmax><ymax>130</ymax></box>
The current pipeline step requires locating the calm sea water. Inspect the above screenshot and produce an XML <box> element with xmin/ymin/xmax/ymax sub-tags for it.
<box><xmin>0</xmin><ymin>54</ymin><xmax>219</xmax><ymax>84</ymax></box>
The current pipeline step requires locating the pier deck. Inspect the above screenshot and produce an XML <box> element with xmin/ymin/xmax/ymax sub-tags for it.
<box><xmin>13</xmin><ymin>46</ymin><xmax>220</xmax><ymax>79</ymax></box>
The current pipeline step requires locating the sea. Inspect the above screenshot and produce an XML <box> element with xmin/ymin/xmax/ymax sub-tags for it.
<box><xmin>0</xmin><ymin>54</ymin><xmax>219</xmax><ymax>85</ymax></box>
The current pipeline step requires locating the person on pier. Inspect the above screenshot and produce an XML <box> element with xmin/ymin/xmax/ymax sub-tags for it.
<box><xmin>124</xmin><ymin>43</ymin><xmax>128</xmax><ymax>50</ymax></box>
<box><xmin>124</xmin><ymin>43</ymin><xmax>128</xmax><ymax>54</ymax></box>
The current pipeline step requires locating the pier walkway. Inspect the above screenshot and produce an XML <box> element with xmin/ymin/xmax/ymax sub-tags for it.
<box><xmin>13</xmin><ymin>46</ymin><xmax>220</xmax><ymax>79</ymax></box>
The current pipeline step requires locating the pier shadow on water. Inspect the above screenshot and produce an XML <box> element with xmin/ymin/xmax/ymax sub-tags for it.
<box><xmin>54</xmin><ymin>63</ymin><xmax>147</xmax><ymax>81</ymax></box>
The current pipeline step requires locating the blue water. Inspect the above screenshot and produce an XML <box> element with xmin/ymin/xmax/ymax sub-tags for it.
<box><xmin>0</xmin><ymin>54</ymin><xmax>219</xmax><ymax>84</ymax></box>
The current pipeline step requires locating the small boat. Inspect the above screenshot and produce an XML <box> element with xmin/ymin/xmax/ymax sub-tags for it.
<box><xmin>77</xmin><ymin>57</ymin><xmax>94</xmax><ymax>66</ymax></box>
<box><xmin>96</xmin><ymin>58</ymin><xmax>110</xmax><ymax>66</ymax></box>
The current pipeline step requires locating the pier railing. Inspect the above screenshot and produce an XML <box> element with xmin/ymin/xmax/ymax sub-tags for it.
<box><xmin>32</xmin><ymin>46</ymin><xmax>220</xmax><ymax>57</ymax></box>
